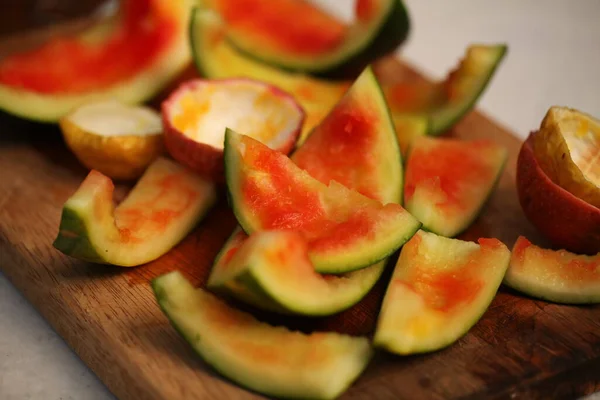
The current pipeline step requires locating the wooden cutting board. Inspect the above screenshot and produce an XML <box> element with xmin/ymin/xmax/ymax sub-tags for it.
<box><xmin>2</xmin><ymin>23</ymin><xmax>600</xmax><ymax>400</ymax></box>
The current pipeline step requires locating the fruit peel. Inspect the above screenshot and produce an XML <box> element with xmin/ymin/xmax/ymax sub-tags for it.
<box><xmin>374</xmin><ymin>230</ymin><xmax>510</xmax><ymax>355</ymax></box>
<box><xmin>0</xmin><ymin>0</ymin><xmax>195</xmax><ymax>122</ymax></box>
<box><xmin>53</xmin><ymin>157</ymin><xmax>217</xmax><ymax>267</ymax></box>
<box><xmin>532</xmin><ymin>106</ymin><xmax>600</xmax><ymax>208</ymax></box>
<box><xmin>505</xmin><ymin>236</ymin><xmax>600</xmax><ymax>304</ymax></box>
<box><xmin>162</xmin><ymin>77</ymin><xmax>304</xmax><ymax>182</ymax></box>
<box><xmin>152</xmin><ymin>270</ymin><xmax>374</xmax><ymax>400</ymax></box>
<box><xmin>517</xmin><ymin>132</ymin><xmax>600</xmax><ymax>255</ymax></box>
<box><xmin>207</xmin><ymin>229</ymin><xmax>385</xmax><ymax>316</ymax></box>
<box><xmin>208</xmin><ymin>0</ymin><xmax>410</xmax><ymax>78</ymax></box>
<box><xmin>60</xmin><ymin>100</ymin><xmax>165</xmax><ymax>181</ymax></box>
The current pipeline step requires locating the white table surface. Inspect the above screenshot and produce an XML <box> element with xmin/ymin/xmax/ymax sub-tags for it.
<box><xmin>1</xmin><ymin>1</ymin><xmax>599</xmax><ymax>399</ymax></box>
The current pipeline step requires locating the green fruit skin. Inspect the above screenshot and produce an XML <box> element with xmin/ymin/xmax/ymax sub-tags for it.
<box><xmin>53</xmin><ymin>206</ymin><xmax>108</xmax><ymax>264</ymax></box>
<box><xmin>151</xmin><ymin>272</ymin><xmax>374</xmax><ymax>400</ymax></box>
<box><xmin>224</xmin><ymin>0</ymin><xmax>411</xmax><ymax>80</ymax></box>
<box><xmin>428</xmin><ymin>45</ymin><xmax>507</xmax><ymax>135</ymax></box>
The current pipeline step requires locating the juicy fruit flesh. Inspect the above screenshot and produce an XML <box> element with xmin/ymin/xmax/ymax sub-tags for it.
<box><xmin>53</xmin><ymin>157</ymin><xmax>216</xmax><ymax>266</ymax></box>
<box><xmin>208</xmin><ymin>229</ymin><xmax>385</xmax><ymax>316</ymax></box>
<box><xmin>396</xmin><ymin>233</ymin><xmax>502</xmax><ymax>312</ymax></box>
<box><xmin>152</xmin><ymin>271</ymin><xmax>374</xmax><ymax>400</ymax></box>
<box><xmin>512</xmin><ymin>237</ymin><xmax>600</xmax><ymax>285</ymax></box>
<box><xmin>505</xmin><ymin>237</ymin><xmax>600</xmax><ymax>304</ymax></box>
<box><xmin>404</xmin><ymin>137</ymin><xmax>507</xmax><ymax>236</ymax></box>
<box><xmin>65</xmin><ymin>100</ymin><xmax>162</xmax><ymax>137</ymax></box>
<box><xmin>241</xmin><ymin>161</ymin><xmax>403</xmax><ymax>250</ymax></box>
<box><xmin>384</xmin><ymin>81</ymin><xmax>441</xmax><ymax>114</ymax></box>
<box><xmin>405</xmin><ymin>138</ymin><xmax>503</xmax><ymax>210</ymax></box>
<box><xmin>227</xmin><ymin>130</ymin><xmax>419</xmax><ymax>273</ymax></box>
<box><xmin>0</xmin><ymin>0</ymin><xmax>180</xmax><ymax>93</ymax></box>
<box><xmin>533</xmin><ymin>106</ymin><xmax>600</xmax><ymax>208</ymax></box>
<box><xmin>114</xmin><ymin>169</ymin><xmax>201</xmax><ymax>242</ymax></box>
<box><xmin>208</xmin><ymin>0</ymin><xmax>346</xmax><ymax>56</ymax></box>
<box><xmin>291</xmin><ymin>66</ymin><xmax>401</xmax><ymax>203</ymax></box>
<box><xmin>166</xmin><ymin>79</ymin><xmax>303</xmax><ymax>150</ymax></box>
<box><xmin>210</xmin><ymin>0</ymin><xmax>400</xmax><ymax>73</ymax></box>
<box><xmin>374</xmin><ymin>230</ymin><xmax>510</xmax><ymax>354</ymax></box>
<box><xmin>292</xmin><ymin>94</ymin><xmax>380</xmax><ymax>199</ymax></box>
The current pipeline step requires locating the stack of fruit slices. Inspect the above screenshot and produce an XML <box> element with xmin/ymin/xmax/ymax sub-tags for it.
<box><xmin>150</xmin><ymin>67</ymin><xmax>516</xmax><ymax>399</ymax></box>
<box><xmin>51</xmin><ymin>59</ymin><xmax>516</xmax><ymax>398</ymax></box>
<box><xmin>15</xmin><ymin>0</ymin><xmax>600</xmax><ymax>398</ymax></box>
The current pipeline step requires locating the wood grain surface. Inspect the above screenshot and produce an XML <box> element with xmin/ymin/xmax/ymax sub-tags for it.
<box><xmin>1</xmin><ymin>10</ymin><xmax>600</xmax><ymax>400</ymax></box>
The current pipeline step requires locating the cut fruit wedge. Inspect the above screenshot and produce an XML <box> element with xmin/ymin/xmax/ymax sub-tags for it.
<box><xmin>206</xmin><ymin>0</ymin><xmax>410</xmax><ymax>78</ymax></box>
<box><xmin>224</xmin><ymin>129</ymin><xmax>421</xmax><ymax>274</ymax></box>
<box><xmin>152</xmin><ymin>271</ymin><xmax>373</xmax><ymax>400</ymax></box>
<box><xmin>53</xmin><ymin>157</ymin><xmax>217</xmax><ymax>267</ymax></box>
<box><xmin>189</xmin><ymin>7</ymin><xmax>349</xmax><ymax>142</ymax></box>
<box><xmin>373</xmin><ymin>230</ymin><xmax>510</xmax><ymax>355</ymax></box>
<box><xmin>504</xmin><ymin>236</ymin><xmax>600</xmax><ymax>304</ymax></box>
<box><xmin>404</xmin><ymin>136</ymin><xmax>507</xmax><ymax>237</ymax></box>
<box><xmin>385</xmin><ymin>44</ymin><xmax>507</xmax><ymax>135</ymax></box>
<box><xmin>60</xmin><ymin>99</ymin><xmax>165</xmax><ymax>180</ymax></box>
<box><xmin>207</xmin><ymin>229</ymin><xmax>385</xmax><ymax>316</ymax></box>
<box><xmin>291</xmin><ymin>66</ymin><xmax>402</xmax><ymax>204</ymax></box>
<box><xmin>532</xmin><ymin>106</ymin><xmax>600</xmax><ymax>208</ymax></box>
<box><xmin>0</xmin><ymin>0</ymin><xmax>195</xmax><ymax>122</ymax></box>
<box><xmin>162</xmin><ymin>78</ymin><xmax>304</xmax><ymax>181</ymax></box>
